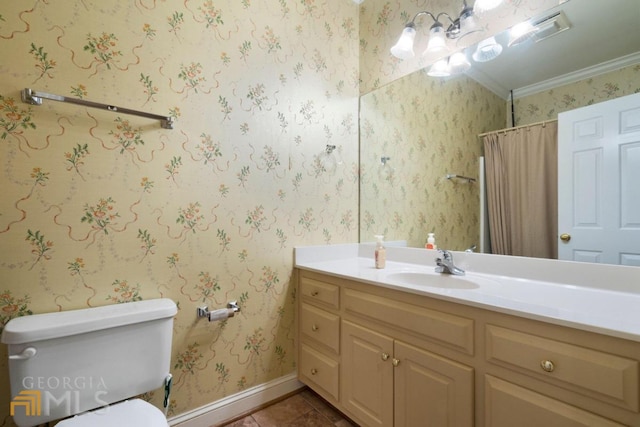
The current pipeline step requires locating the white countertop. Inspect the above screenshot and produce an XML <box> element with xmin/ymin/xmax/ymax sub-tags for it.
<box><xmin>294</xmin><ymin>244</ymin><xmax>640</xmax><ymax>342</ymax></box>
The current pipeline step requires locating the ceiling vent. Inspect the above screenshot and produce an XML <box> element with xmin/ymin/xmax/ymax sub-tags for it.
<box><xmin>533</xmin><ymin>11</ymin><xmax>571</xmax><ymax>43</ymax></box>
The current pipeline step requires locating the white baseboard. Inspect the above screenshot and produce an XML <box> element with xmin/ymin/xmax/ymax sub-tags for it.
<box><xmin>168</xmin><ymin>374</ymin><xmax>305</xmax><ymax>427</ymax></box>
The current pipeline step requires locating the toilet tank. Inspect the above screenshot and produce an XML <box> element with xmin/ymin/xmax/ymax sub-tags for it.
<box><xmin>1</xmin><ymin>298</ymin><xmax>177</xmax><ymax>427</ymax></box>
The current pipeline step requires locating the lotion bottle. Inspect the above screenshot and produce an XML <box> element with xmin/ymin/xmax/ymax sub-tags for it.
<box><xmin>374</xmin><ymin>235</ymin><xmax>386</xmax><ymax>269</ymax></box>
<box><xmin>425</xmin><ymin>233</ymin><xmax>437</xmax><ymax>250</ymax></box>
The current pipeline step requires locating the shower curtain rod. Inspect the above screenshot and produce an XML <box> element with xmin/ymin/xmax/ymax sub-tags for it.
<box><xmin>477</xmin><ymin>118</ymin><xmax>557</xmax><ymax>138</ymax></box>
<box><xmin>21</xmin><ymin>88</ymin><xmax>174</xmax><ymax>129</ymax></box>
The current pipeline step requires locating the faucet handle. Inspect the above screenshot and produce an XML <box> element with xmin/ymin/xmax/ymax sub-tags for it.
<box><xmin>437</xmin><ymin>249</ymin><xmax>452</xmax><ymax>261</ymax></box>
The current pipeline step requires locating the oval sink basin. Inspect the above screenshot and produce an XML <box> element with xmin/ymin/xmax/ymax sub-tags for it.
<box><xmin>385</xmin><ymin>272</ymin><xmax>479</xmax><ymax>289</ymax></box>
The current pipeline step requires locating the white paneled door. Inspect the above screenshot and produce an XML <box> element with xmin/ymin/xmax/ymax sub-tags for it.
<box><xmin>558</xmin><ymin>92</ymin><xmax>640</xmax><ymax>265</ymax></box>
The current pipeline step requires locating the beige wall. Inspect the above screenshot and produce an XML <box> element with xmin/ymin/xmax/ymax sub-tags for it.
<box><xmin>515</xmin><ymin>63</ymin><xmax>640</xmax><ymax>125</ymax></box>
<box><xmin>0</xmin><ymin>1</ymin><xmax>358</xmax><ymax>422</ymax></box>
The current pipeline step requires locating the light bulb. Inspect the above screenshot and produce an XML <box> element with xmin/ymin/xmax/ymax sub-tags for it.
<box><xmin>473</xmin><ymin>0</ymin><xmax>504</xmax><ymax>14</ymax></box>
<box><xmin>449</xmin><ymin>51</ymin><xmax>470</xmax><ymax>74</ymax></box>
<box><xmin>472</xmin><ymin>36</ymin><xmax>502</xmax><ymax>62</ymax></box>
<box><xmin>423</xmin><ymin>23</ymin><xmax>449</xmax><ymax>57</ymax></box>
<box><xmin>508</xmin><ymin>21</ymin><xmax>536</xmax><ymax>47</ymax></box>
<box><xmin>427</xmin><ymin>58</ymin><xmax>451</xmax><ymax>77</ymax></box>
<box><xmin>390</xmin><ymin>26</ymin><xmax>417</xmax><ymax>60</ymax></box>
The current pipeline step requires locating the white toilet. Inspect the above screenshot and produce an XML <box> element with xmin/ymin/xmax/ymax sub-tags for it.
<box><xmin>1</xmin><ymin>298</ymin><xmax>177</xmax><ymax>427</ymax></box>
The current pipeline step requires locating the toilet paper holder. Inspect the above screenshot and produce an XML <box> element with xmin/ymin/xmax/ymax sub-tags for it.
<box><xmin>197</xmin><ymin>301</ymin><xmax>240</xmax><ymax>322</ymax></box>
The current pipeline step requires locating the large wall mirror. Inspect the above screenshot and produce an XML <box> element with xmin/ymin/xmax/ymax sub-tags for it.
<box><xmin>359</xmin><ymin>0</ymin><xmax>640</xmax><ymax>266</ymax></box>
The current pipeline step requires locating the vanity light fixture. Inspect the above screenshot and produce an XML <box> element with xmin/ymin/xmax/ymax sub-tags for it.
<box><xmin>390</xmin><ymin>25</ymin><xmax>418</xmax><ymax>60</ymax></box>
<box><xmin>449</xmin><ymin>51</ymin><xmax>471</xmax><ymax>74</ymax></box>
<box><xmin>508</xmin><ymin>21</ymin><xmax>537</xmax><ymax>47</ymax></box>
<box><xmin>472</xmin><ymin>36</ymin><xmax>503</xmax><ymax>62</ymax></box>
<box><xmin>427</xmin><ymin>58</ymin><xmax>451</xmax><ymax>77</ymax></box>
<box><xmin>390</xmin><ymin>0</ymin><xmax>484</xmax><ymax>60</ymax></box>
<box><xmin>473</xmin><ymin>0</ymin><xmax>505</xmax><ymax>14</ymax></box>
<box><xmin>426</xmin><ymin>50</ymin><xmax>471</xmax><ymax>77</ymax></box>
<box><xmin>508</xmin><ymin>11</ymin><xmax>572</xmax><ymax>47</ymax></box>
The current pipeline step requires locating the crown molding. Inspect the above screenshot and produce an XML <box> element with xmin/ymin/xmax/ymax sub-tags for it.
<box><xmin>512</xmin><ymin>52</ymin><xmax>640</xmax><ymax>99</ymax></box>
<box><xmin>466</xmin><ymin>52</ymin><xmax>640</xmax><ymax>101</ymax></box>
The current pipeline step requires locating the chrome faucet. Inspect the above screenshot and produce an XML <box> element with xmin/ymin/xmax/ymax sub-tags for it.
<box><xmin>435</xmin><ymin>249</ymin><xmax>465</xmax><ymax>276</ymax></box>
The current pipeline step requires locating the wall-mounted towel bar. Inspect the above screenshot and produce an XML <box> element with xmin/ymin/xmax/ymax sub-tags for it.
<box><xmin>21</xmin><ymin>88</ymin><xmax>174</xmax><ymax>129</ymax></box>
<box><xmin>446</xmin><ymin>174</ymin><xmax>476</xmax><ymax>183</ymax></box>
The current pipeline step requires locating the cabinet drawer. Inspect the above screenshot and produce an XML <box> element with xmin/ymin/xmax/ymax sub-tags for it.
<box><xmin>344</xmin><ymin>288</ymin><xmax>474</xmax><ymax>355</ymax></box>
<box><xmin>300</xmin><ymin>276</ymin><xmax>339</xmax><ymax>310</ymax></box>
<box><xmin>300</xmin><ymin>303</ymin><xmax>340</xmax><ymax>354</ymax></box>
<box><xmin>485</xmin><ymin>375</ymin><xmax>625</xmax><ymax>427</ymax></box>
<box><xmin>486</xmin><ymin>325</ymin><xmax>639</xmax><ymax>411</ymax></box>
<box><xmin>299</xmin><ymin>344</ymin><xmax>339</xmax><ymax>401</ymax></box>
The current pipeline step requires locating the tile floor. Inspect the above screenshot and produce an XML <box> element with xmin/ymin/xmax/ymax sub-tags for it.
<box><xmin>219</xmin><ymin>388</ymin><xmax>357</xmax><ymax>427</ymax></box>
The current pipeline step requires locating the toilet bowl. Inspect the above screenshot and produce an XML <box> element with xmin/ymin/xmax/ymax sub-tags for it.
<box><xmin>56</xmin><ymin>399</ymin><xmax>168</xmax><ymax>427</ymax></box>
<box><xmin>1</xmin><ymin>299</ymin><xmax>177</xmax><ymax>427</ymax></box>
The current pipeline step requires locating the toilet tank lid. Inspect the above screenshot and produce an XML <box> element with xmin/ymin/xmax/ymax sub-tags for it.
<box><xmin>1</xmin><ymin>298</ymin><xmax>177</xmax><ymax>345</ymax></box>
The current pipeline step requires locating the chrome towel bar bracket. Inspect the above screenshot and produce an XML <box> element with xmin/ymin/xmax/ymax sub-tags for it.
<box><xmin>21</xmin><ymin>88</ymin><xmax>174</xmax><ymax>129</ymax></box>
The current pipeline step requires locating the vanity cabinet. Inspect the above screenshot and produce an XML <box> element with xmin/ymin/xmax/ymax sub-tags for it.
<box><xmin>296</xmin><ymin>269</ymin><xmax>640</xmax><ymax>427</ymax></box>
<box><xmin>484</xmin><ymin>375</ymin><xmax>625</xmax><ymax>427</ymax></box>
<box><xmin>482</xmin><ymin>321</ymin><xmax>638</xmax><ymax>426</ymax></box>
<box><xmin>342</xmin><ymin>320</ymin><xmax>473</xmax><ymax>427</ymax></box>
<box><xmin>298</xmin><ymin>270</ymin><xmax>474</xmax><ymax>427</ymax></box>
<box><xmin>298</xmin><ymin>273</ymin><xmax>341</xmax><ymax>402</ymax></box>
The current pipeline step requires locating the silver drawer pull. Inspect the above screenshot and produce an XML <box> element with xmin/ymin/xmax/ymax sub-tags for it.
<box><xmin>540</xmin><ymin>360</ymin><xmax>555</xmax><ymax>372</ymax></box>
<box><xmin>381</xmin><ymin>352</ymin><xmax>390</xmax><ymax>361</ymax></box>
<box><xmin>310</xmin><ymin>368</ymin><xmax>318</xmax><ymax>375</ymax></box>
<box><xmin>311</xmin><ymin>324</ymin><xmax>319</xmax><ymax>331</ymax></box>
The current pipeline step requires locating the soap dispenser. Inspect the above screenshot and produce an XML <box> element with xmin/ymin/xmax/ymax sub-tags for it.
<box><xmin>425</xmin><ymin>233</ymin><xmax>437</xmax><ymax>250</ymax></box>
<box><xmin>374</xmin><ymin>235</ymin><xmax>386</xmax><ymax>269</ymax></box>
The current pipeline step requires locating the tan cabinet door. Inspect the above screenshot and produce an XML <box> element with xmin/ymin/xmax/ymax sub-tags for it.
<box><xmin>341</xmin><ymin>320</ymin><xmax>394</xmax><ymax>427</ymax></box>
<box><xmin>485</xmin><ymin>375</ymin><xmax>625</xmax><ymax>427</ymax></box>
<box><xmin>394</xmin><ymin>341</ymin><xmax>474</xmax><ymax>427</ymax></box>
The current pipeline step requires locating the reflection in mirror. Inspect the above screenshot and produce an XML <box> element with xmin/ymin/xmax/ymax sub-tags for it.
<box><xmin>359</xmin><ymin>65</ymin><xmax>504</xmax><ymax>251</ymax></box>
<box><xmin>359</xmin><ymin>0</ymin><xmax>640</xmax><ymax>266</ymax></box>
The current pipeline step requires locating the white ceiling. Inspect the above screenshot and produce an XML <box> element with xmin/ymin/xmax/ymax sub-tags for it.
<box><xmin>465</xmin><ymin>0</ymin><xmax>640</xmax><ymax>99</ymax></box>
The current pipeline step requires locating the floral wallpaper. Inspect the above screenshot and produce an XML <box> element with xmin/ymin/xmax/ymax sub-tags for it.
<box><xmin>2</xmin><ymin>0</ymin><xmax>633</xmax><ymax>424</ymax></box>
<box><xmin>0</xmin><ymin>0</ymin><xmax>359</xmax><ymax>424</ymax></box>
<box><xmin>360</xmin><ymin>70</ymin><xmax>505</xmax><ymax>249</ymax></box>
<box><xmin>514</xmin><ymin>63</ymin><xmax>640</xmax><ymax>125</ymax></box>
<box><xmin>358</xmin><ymin>0</ymin><xmax>560</xmax><ymax>95</ymax></box>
